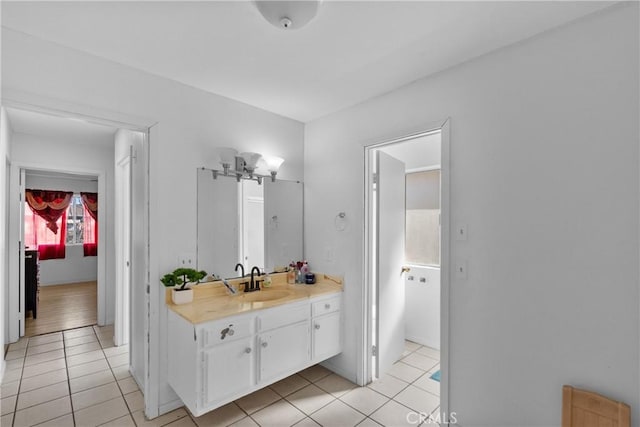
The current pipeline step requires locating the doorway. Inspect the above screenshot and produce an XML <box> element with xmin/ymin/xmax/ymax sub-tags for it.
<box><xmin>22</xmin><ymin>170</ymin><xmax>101</xmax><ymax>337</ymax></box>
<box><xmin>2</xmin><ymin>96</ymin><xmax>154</xmax><ymax>415</ymax></box>
<box><xmin>364</xmin><ymin>120</ymin><xmax>450</xmax><ymax>421</ymax></box>
<box><xmin>240</xmin><ymin>179</ymin><xmax>265</xmax><ymax>272</ymax></box>
<box><xmin>4</xmin><ymin>106</ymin><xmax>149</xmax><ymax>379</ymax></box>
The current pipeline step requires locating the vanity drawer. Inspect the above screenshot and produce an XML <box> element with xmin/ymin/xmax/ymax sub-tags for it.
<box><xmin>258</xmin><ymin>304</ymin><xmax>309</xmax><ymax>332</ymax></box>
<box><xmin>312</xmin><ymin>295</ymin><xmax>341</xmax><ymax>317</ymax></box>
<box><xmin>201</xmin><ymin>316</ymin><xmax>254</xmax><ymax>347</ymax></box>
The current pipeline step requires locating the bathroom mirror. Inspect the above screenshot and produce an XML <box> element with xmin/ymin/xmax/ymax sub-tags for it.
<box><xmin>196</xmin><ymin>168</ymin><xmax>303</xmax><ymax>279</ymax></box>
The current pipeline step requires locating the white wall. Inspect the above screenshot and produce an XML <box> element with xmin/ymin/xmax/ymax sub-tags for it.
<box><xmin>11</xmin><ymin>132</ymin><xmax>115</xmax><ymax>321</ymax></box>
<box><xmin>0</xmin><ymin>107</ymin><xmax>12</xmax><ymax>377</ymax></box>
<box><xmin>37</xmin><ymin>245</ymin><xmax>97</xmax><ymax>286</ymax></box>
<box><xmin>405</xmin><ymin>266</ymin><xmax>440</xmax><ymax>350</ymax></box>
<box><xmin>305</xmin><ymin>4</ymin><xmax>639</xmax><ymax>426</ymax></box>
<box><xmin>25</xmin><ymin>174</ymin><xmax>98</xmax><ymax>286</ymax></box>
<box><xmin>1</xmin><ymin>27</ymin><xmax>304</xmax><ymax>413</ymax></box>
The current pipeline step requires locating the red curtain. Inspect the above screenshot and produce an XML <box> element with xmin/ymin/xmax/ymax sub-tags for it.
<box><xmin>24</xmin><ymin>208</ymin><xmax>68</xmax><ymax>260</ymax></box>
<box><xmin>80</xmin><ymin>192</ymin><xmax>97</xmax><ymax>220</ymax></box>
<box><xmin>25</xmin><ymin>190</ymin><xmax>72</xmax><ymax>260</ymax></box>
<box><xmin>81</xmin><ymin>192</ymin><xmax>98</xmax><ymax>256</ymax></box>
<box><xmin>25</xmin><ymin>190</ymin><xmax>73</xmax><ymax>234</ymax></box>
<box><xmin>38</xmin><ymin>212</ymin><xmax>67</xmax><ymax>260</ymax></box>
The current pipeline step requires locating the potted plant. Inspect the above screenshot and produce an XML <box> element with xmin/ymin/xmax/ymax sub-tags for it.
<box><xmin>161</xmin><ymin>267</ymin><xmax>207</xmax><ymax>305</ymax></box>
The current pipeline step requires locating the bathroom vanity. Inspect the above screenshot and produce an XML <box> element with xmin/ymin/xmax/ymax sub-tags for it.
<box><xmin>166</xmin><ymin>274</ymin><xmax>343</xmax><ymax>416</ymax></box>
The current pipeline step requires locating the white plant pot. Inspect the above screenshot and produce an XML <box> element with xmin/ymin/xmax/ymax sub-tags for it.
<box><xmin>172</xmin><ymin>288</ymin><xmax>194</xmax><ymax>305</ymax></box>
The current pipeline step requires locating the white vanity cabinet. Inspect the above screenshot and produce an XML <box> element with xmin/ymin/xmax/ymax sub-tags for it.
<box><xmin>311</xmin><ymin>295</ymin><xmax>342</xmax><ymax>361</ymax></box>
<box><xmin>257</xmin><ymin>302</ymin><xmax>310</xmax><ymax>382</ymax></box>
<box><xmin>203</xmin><ymin>337</ymin><xmax>253</xmax><ymax>405</ymax></box>
<box><xmin>167</xmin><ymin>292</ymin><xmax>342</xmax><ymax>417</ymax></box>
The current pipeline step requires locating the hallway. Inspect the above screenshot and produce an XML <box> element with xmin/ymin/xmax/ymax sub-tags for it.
<box><xmin>25</xmin><ymin>282</ymin><xmax>97</xmax><ymax>337</ymax></box>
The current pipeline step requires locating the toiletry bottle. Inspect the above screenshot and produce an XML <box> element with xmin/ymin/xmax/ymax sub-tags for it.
<box><xmin>301</xmin><ymin>260</ymin><xmax>309</xmax><ymax>275</ymax></box>
<box><xmin>296</xmin><ymin>261</ymin><xmax>304</xmax><ymax>283</ymax></box>
<box><xmin>287</xmin><ymin>263</ymin><xmax>296</xmax><ymax>284</ymax></box>
<box><xmin>264</xmin><ymin>273</ymin><xmax>272</xmax><ymax>288</ymax></box>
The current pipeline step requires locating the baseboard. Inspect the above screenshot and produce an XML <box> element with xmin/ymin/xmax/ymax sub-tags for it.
<box><xmin>158</xmin><ymin>399</ymin><xmax>185</xmax><ymax>417</ymax></box>
<box><xmin>39</xmin><ymin>279</ymin><xmax>98</xmax><ymax>287</ymax></box>
<box><xmin>405</xmin><ymin>334</ymin><xmax>440</xmax><ymax>350</ymax></box>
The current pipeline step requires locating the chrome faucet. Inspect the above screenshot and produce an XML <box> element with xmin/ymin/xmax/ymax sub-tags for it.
<box><xmin>235</xmin><ymin>263</ymin><xmax>245</xmax><ymax>277</ymax></box>
<box><xmin>247</xmin><ymin>266</ymin><xmax>262</xmax><ymax>292</ymax></box>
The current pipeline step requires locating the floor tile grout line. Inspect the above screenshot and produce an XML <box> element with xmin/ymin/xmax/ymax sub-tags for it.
<box><xmin>64</xmin><ymin>329</ymin><xmax>88</xmax><ymax>427</ymax></box>
<box><xmin>282</xmin><ymin>387</ymin><xmax>338</xmax><ymax>419</ymax></box>
<box><xmin>8</xmin><ymin>336</ymin><xmax>27</xmax><ymax>426</ymax></box>
<box><xmin>68</xmin><ymin>328</ymin><xmax>129</xmax><ymax>425</ymax></box>
<box><xmin>335</xmin><ymin>388</ymin><xmax>390</xmax><ymax>419</ymax></box>
<box><xmin>5</xmin><ymin>327</ymin><xmax>130</xmax><ymax>427</ymax></box>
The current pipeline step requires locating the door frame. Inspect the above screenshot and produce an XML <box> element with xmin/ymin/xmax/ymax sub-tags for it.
<box><xmin>115</xmin><ymin>150</ymin><xmax>132</xmax><ymax>346</ymax></box>
<box><xmin>363</xmin><ymin>118</ymin><xmax>450</xmax><ymax>418</ymax></box>
<box><xmin>9</xmin><ymin>163</ymin><xmax>106</xmax><ymax>338</ymax></box>
<box><xmin>2</xmin><ymin>91</ymin><xmax>158</xmax><ymax>417</ymax></box>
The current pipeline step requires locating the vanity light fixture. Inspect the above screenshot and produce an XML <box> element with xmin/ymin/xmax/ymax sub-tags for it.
<box><xmin>239</xmin><ymin>152</ymin><xmax>263</xmax><ymax>177</ymax></box>
<box><xmin>263</xmin><ymin>155</ymin><xmax>285</xmax><ymax>182</ymax></box>
<box><xmin>217</xmin><ymin>147</ymin><xmax>238</xmax><ymax>175</ymax></box>
<box><xmin>211</xmin><ymin>147</ymin><xmax>285</xmax><ymax>184</ymax></box>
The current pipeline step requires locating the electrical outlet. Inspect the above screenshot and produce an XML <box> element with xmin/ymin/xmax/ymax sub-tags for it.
<box><xmin>178</xmin><ymin>253</ymin><xmax>196</xmax><ymax>267</ymax></box>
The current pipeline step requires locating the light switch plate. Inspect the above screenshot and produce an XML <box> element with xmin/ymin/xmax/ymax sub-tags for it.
<box><xmin>456</xmin><ymin>224</ymin><xmax>468</xmax><ymax>241</ymax></box>
<box><xmin>324</xmin><ymin>246</ymin><xmax>334</xmax><ymax>263</ymax></box>
<box><xmin>455</xmin><ymin>259</ymin><xmax>468</xmax><ymax>280</ymax></box>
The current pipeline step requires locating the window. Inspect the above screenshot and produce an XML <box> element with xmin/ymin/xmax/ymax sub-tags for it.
<box><xmin>405</xmin><ymin>169</ymin><xmax>440</xmax><ymax>266</ymax></box>
<box><xmin>67</xmin><ymin>195</ymin><xmax>84</xmax><ymax>244</ymax></box>
<box><xmin>24</xmin><ymin>192</ymin><xmax>97</xmax><ymax>260</ymax></box>
<box><xmin>66</xmin><ymin>194</ymin><xmax>97</xmax><ymax>246</ymax></box>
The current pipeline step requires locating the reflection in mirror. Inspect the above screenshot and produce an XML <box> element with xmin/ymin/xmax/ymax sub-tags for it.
<box><xmin>196</xmin><ymin>168</ymin><xmax>303</xmax><ymax>280</ymax></box>
<box><xmin>264</xmin><ymin>179</ymin><xmax>303</xmax><ymax>270</ymax></box>
<box><xmin>241</xmin><ymin>180</ymin><xmax>264</xmax><ymax>272</ymax></box>
<box><xmin>197</xmin><ymin>168</ymin><xmax>239</xmax><ymax>279</ymax></box>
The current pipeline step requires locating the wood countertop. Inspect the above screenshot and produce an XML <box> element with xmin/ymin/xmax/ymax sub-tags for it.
<box><xmin>165</xmin><ymin>272</ymin><xmax>343</xmax><ymax>324</ymax></box>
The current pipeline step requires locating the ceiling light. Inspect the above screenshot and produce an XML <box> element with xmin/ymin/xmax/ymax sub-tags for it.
<box><xmin>254</xmin><ymin>1</ymin><xmax>322</xmax><ymax>30</ymax></box>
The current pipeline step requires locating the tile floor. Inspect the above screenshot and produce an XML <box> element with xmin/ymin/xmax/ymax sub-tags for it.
<box><xmin>3</xmin><ymin>332</ymin><xmax>440</xmax><ymax>427</ymax></box>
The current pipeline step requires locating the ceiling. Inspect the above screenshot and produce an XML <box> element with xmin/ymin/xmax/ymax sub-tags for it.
<box><xmin>6</xmin><ymin>107</ymin><xmax>117</xmax><ymax>142</ymax></box>
<box><xmin>382</xmin><ymin>132</ymin><xmax>441</xmax><ymax>171</ymax></box>
<box><xmin>1</xmin><ymin>1</ymin><xmax>614</xmax><ymax>122</ymax></box>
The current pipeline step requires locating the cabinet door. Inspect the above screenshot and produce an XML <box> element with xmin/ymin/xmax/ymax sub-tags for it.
<box><xmin>259</xmin><ymin>322</ymin><xmax>309</xmax><ymax>383</ymax></box>
<box><xmin>313</xmin><ymin>312</ymin><xmax>341</xmax><ymax>361</ymax></box>
<box><xmin>203</xmin><ymin>337</ymin><xmax>253</xmax><ymax>405</ymax></box>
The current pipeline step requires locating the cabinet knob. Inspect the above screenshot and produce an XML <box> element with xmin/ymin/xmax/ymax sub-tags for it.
<box><xmin>245</xmin><ymin>347</ymin><xmax>252</xmax><ymax>354</ymax></box>
<box><xmin>324</xmin><ymin>304</ymin><xmax>331</xmax><ymax>309</ymax></box>
<box><xmin>261</xmin><ymin>341</ymin><xmax>268</xmax><ymax>348</ymax></box>
<box><xmin>314</xmin><ymin>324</ymin><xmax>321</xmax><ymax>330</ymax></box>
